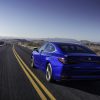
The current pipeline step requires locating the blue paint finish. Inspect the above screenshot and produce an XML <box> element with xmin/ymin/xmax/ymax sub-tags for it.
<box><xmin>31</xmin><ymin>42</ymin><xmax>100</xmax><ymax>81</ymax></box>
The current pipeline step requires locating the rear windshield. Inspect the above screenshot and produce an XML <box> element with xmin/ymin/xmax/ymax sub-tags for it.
<box><xmin>58</xmin><ymin>44</ymin><xmax>95</xmax><ymax>54</ymax></box>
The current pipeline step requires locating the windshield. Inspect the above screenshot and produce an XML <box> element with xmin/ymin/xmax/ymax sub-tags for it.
<box><xmin>58</xmin><ymin>44</ymin><xmax>95</xmax><ymax>54</ymax></box>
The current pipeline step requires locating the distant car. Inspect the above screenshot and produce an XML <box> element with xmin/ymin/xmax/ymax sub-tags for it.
<box><xmin>0</xmin><ymin>41</ymin><xmax>5</xmax><ymax>47</ymax></box>
<box><xmin>31</xmin><ymin>42</ymin><xmax>100</xmax><ymax>82</ymax></box>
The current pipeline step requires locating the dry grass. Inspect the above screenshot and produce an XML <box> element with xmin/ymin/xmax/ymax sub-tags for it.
<box><xmin>87</xmin><ymin>45</ymin><xmax>100</xmax><ymax>55</ymax></box>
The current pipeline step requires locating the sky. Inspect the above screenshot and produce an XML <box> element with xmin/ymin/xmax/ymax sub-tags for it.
<box><xmin>0</xmin><ymin>0</ymin><xmax>100</xmax><ymax>41</ymax></box>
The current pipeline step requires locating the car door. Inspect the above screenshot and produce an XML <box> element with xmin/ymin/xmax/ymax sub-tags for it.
<box><xmin>32</xmin><ymin>49</ymin><xmax>40</xmax><ymax>68</ymax></box>
<box><xmin>34</xmin><ymin>43</ymin><xmax>48</xmax><ymax>68</ymax></box>
<box><xmin>40</xmin><ymin>43</ymin><xmax>56</xmax><ymax>70</ymax></box>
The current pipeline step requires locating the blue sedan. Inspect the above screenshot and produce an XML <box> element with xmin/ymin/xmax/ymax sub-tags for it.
<box><xmin>31</xmin><ymin>42</ymin><xmax>100</xmax><ymax>82</ymax></box>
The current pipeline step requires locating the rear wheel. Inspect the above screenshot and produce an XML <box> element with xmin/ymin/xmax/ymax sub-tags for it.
<box><xmin>46</xmin><ymin>63</ymin><xmax>54</xmax><ymax>82</ymax></box>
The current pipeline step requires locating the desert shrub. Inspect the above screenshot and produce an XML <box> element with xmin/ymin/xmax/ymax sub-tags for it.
<box><xmin>91</xmin><ymin>48</ymin><xmax>100</xmax><ymax>54</ymax></box>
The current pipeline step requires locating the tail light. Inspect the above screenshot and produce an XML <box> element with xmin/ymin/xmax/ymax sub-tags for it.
<box><xmin>58</xmin><ymin>57</ymin><xmax>66</xmax><ymax>64</ymax></box>
<box><xmin>58</xmin><ymin>57</ymin><xmax>79</xmax><ymax>64</ymax></box>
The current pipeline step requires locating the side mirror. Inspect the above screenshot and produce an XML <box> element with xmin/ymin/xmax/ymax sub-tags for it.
<box><xmin>33</xmin><ymin>47</ymin><xmax>38</xmax><ymax>52</ymax></box>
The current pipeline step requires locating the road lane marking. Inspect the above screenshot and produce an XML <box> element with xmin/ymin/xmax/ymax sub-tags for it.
<box><xmin>13</xmin><ymin>46</ymin><xmax>56</xmax><ymax>100</ymax></box>
<box><xmin>13</xmin><ymin>48</ymin><xmax>47</xmax><ymax>100</ymax></box>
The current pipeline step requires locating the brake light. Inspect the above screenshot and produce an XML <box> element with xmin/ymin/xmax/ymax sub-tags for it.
<box><xmin>58</xmin><ymin>57</ymin><xmax>66</xmax><ymax>64</ymax></box>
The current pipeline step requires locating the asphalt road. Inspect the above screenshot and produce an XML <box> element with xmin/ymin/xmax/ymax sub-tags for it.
<box><xmin>0</xmin><ymin>44</ymin><xmax>100</xmax><ymax>100</ymax></box>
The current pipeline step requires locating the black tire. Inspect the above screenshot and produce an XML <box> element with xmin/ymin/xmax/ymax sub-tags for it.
<box><xmin>46</xmin><ymin>63</ymin><xmax>54</xmax><ymax>82</ymax></box>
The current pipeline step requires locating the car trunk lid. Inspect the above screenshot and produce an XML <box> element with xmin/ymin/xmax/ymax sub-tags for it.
<box><xmin>64</xmin><ymin>53</ymin><xmax>100</xmax><ymax>68</ymax></box>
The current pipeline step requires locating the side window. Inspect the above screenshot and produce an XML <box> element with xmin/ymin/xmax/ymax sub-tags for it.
<box><xmin>45</xmin><ymin>44</ymin><xmax>55</xmax><ymax>52</ymax></box>
<box><xmin>38</xmin><ymin>43</ymin><xmax>47</xmax><ymax>52</ymax></box>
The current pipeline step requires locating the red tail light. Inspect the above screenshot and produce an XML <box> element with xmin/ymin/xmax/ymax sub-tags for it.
<box><xmin>58</xmin><ymin>58</ymin><xmax>66</xmax><ymax>64</ymax></box>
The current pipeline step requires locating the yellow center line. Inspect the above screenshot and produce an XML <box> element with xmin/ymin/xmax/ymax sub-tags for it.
<box><xmin>13</xmin><ymin>46</ymin><xmax>56</xmax><ymax>100</ymax></box>
<box><xmin>13</xmin><ymin>48</ymin><xmax>47</xmax><ymax>100</ymax></box>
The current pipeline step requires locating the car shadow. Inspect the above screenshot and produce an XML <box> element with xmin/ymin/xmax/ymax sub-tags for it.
<box><xmin>54</xmin><ymin>80</ymin><xmax>100</xmax><ymax>96</ymax></box>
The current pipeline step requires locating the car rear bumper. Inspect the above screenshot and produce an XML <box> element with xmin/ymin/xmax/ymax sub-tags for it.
<box><xmin>51</xmin><ymin>61</ymin><xmax>100</xmax><ymax>80</ymax></box>
<box><xmin>52</xmin><ymin>66</ymin><xmax>100</xmax><ymax>81</ymax></box>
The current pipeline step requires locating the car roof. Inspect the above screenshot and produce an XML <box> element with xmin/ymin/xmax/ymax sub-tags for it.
<box><xmin>46</xmin><ymin>41</ymin><xmax>83</xmax><ymax>46</ymax></box>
